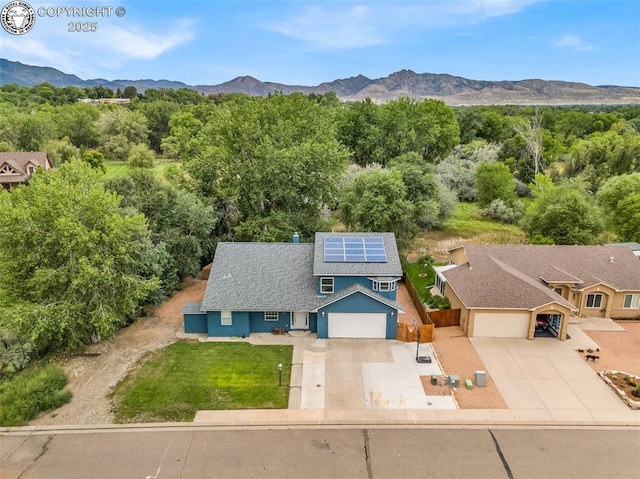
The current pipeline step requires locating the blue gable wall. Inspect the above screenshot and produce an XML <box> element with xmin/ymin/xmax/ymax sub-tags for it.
<box><xmin>316</xmin><ymin>291</ymin><xmax>398</xmax><ymax>339</ymax></box>
<box><xmin>317</xmin><ymin>276</ymin><xmax>397</xmax><ymax>301</ymax></box>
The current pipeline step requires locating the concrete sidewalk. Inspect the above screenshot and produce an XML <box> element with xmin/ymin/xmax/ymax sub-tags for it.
<box><xmin>193</xmin><ymin>406</ymin><xmax>639</xmax><ymax>426</ymax></box>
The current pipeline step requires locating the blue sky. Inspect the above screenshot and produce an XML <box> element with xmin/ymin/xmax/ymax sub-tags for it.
<box><xmin>1</xmin><ymin>0</ymin><xmax>639</xmax><ymax>87</ymax></box>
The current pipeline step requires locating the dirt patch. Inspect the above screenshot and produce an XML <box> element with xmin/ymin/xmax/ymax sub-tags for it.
<box><xmin>424</xmin><ymin>326</ymin><xmax>507</xmax><ymax>409</ymax></box>
<box><xmin>583</xmin><ymin>322</ymin><xmax>640</xmax><ymax>375</ymax></box>
<box><xmin>29</xmin><ymin>278</ymin><xmax>206</xmax><ymax>426</ymax></box>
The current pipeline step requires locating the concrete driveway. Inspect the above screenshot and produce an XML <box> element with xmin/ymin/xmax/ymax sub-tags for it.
<box><xmin>299</xmin><ymin>339</ymin><xmax>456</xmax><ymax>410</ymax></box>
<box><xmin>470</xmin><ymin>337</ymin><xmax>637</xmax><ymax>423</ymax></box>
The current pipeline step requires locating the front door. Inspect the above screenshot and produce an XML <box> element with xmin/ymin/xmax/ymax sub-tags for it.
<box><xmin>291</xmin><ymin>311</ymin><xmax>309</xmax><ymax>330</ymax></box>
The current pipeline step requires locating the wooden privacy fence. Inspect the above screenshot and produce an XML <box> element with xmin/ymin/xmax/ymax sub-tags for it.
<box><xmin>402</xmin><ymin>273</ymin><xmax>461</xmax><ymax>329</ymax></box>
<box><xmin>427</xmin><ymin>308</ymin><xmax>461</xmax><ymax>328</ymax></box>
<box><xmin>402</xmin><ymin>273</ymin><xmax>432</xmax><ymax>326</ymax></box>
<box><xmin>396</xmin><ymin>322</ymin><xmax>433</xmax><ymax>343</ymax></box>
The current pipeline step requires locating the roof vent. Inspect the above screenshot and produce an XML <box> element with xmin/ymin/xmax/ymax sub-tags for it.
<box><xmin>609</xmin><ymin>256</ymin><xmax>614</xmax><ymax>263</ymax></box>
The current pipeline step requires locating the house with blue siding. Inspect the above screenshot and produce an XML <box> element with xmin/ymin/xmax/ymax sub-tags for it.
<box><xmin>182</xmin><ymin>232</ymin><xmax>405</xmax><ymax>339</ymax></box>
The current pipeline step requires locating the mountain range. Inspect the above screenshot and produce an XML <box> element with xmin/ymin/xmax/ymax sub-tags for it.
<box><xmin>2</xmin><ymin>58</ymin><xmax>639</xmax><ymax>105</ymax></box>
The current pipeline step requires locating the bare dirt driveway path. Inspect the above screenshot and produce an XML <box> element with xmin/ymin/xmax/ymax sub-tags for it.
<box><xmin>30</xmin><ymin>279</ymin><xmax>206</xmax><ymax>426</ymax></box>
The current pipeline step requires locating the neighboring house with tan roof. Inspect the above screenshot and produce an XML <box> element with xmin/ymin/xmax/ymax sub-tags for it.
<box><xmin>0</xmin><ymin>152</ymin><xmax>51</xmax><ymax>189</ymax></box>
<box><xmin>437</xmin><ymin>244</ymin><xmax>640</xmax><ymax>341</ymax></box>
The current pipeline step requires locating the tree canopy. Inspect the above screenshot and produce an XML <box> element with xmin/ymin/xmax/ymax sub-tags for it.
<box><xmin>523</xmin><ymin>176</ymin><xmax>603</xmax><ymax>245</ymax></box>
<box><xmin>0</xmin><ymin>162</ymin><xmax>160</xmax><ymax>351</ymax></box>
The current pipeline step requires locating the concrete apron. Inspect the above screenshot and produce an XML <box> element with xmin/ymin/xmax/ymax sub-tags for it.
<box><xmin>298</xmin><ymin>339</ymin><xmax>456</xmax><ymax>411</ymax></box>
<box><xmin>469</xmin><ymin>336</ymin><xmax>637</xmax><ymax>424</ymax></box>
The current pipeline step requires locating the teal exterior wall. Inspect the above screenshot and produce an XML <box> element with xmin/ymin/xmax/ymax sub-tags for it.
<box><xmin>249</xmin><ymin>311</ymin><xmax>289</xmax><ymax>333</ymax></box>
<box><xmin>316</xmin><ymin>291</ymin><xmax>398</xmax><ymax>339</ymax></box>
<box><xmin>317</xmin><ymin>276</ymin><xmax>398</xmax><ymax>301</ymax></box>
<box><xmin>190</xmin><ymin>310</ymin><xmax>319</xmax><ymax>336</ymax></box>
<box><xmin>206</xmin><ymin>311</ymin><xmax>250</xmax><ymax>337</ymax></box>
<box><xmin>184</xmin><ymin>312</ymin><xmax>207</xmax><ymax>333</ymax></box>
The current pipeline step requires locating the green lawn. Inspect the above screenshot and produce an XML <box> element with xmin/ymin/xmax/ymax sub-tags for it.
<box><xmin>103</xmin><ymin>158</ymin><xmax>182</xmax><ymax>179</ymax></box>
<box><xmin>111</xmin><ymin>342</ymin><xmax>293</xmax><ymax>423</ymax></box>
<box><xmin>403</xmin><ymin>261</ymin><xmax>436</xmax><ymax>294</ymax></box>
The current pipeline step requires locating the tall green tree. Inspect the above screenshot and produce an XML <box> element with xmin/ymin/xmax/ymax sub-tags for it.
<box><xmin>105</xmin><ymin>170</ymin><xmax>217</xmax><ymax>285</ymax></box>
<box><xmin>597</xmin><ymin>173</ymin><xmax>640</xmax><ymax>242</ymax></box>
<box><xmin>523</xmin><ymin>176</ymin><xmax>603</xmax><ymax>245</ymax></box>
<box><xmin>475</xmin><ymin>161</ymin><xmax>517</xmax><ymax>207</ymax></box>
<box><xmin>337</xmin><ymin>98</ymin><xmax>459</xmax><ymax>166</ymax></box>
<box><xmin>184</xmin><ymin>94</ymin><xmax>349</xmax><ymax>241</ymax></box>
<box><xmin>0</xmin><ymin>162</ymin><xmax>160</xmax><ymax>351</ymax></box>
<box><xmin>96</xmin><ymin>108</ymin><xmax>149</xmax><ymax>161</ymax></box>
<box><xmin>339</xmin><ymin>169</ymin><xmax>415</xmax><ymax>238</ymax></box>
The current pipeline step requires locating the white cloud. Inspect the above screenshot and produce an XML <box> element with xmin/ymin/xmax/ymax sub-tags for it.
<box><xmin>94</xmin><ymin>20</ymin><xmax>195</xmax><ymax>59</ymax></box>
<box><xmin>267</xmin><ymin>0</ymin><xmax>542</xmax><ymax>49</ymax></box>
<box><xmin>268</xmin><ymin>4</ymin><xmax>382</xmax><ymax>49</ymax></box>
<box><xmin>553</xmin><ymin>34</ymin><xmax>594</xmax><ymax>51</ymax></box>
<box><xmin>0</xmin><ymin>36</ymin><xmax>78</xmax><ymax>73</ymax></box>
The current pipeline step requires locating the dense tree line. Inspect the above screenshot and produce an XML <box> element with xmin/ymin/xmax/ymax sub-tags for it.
<box><xmin>0</xmin><ymin>82</ymin><xmax>639</xmax><ymax>358</ymax></box>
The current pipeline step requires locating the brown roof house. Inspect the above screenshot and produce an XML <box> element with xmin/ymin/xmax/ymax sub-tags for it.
<box><xmin>435</xmin><ymin>245</ymin><xmax>640</xmax><ymax>341</ymax></box>
<box><xmin>0</xmin><ymin>152</ymin><xmax>51</xmax><ymax>189</ymax></box>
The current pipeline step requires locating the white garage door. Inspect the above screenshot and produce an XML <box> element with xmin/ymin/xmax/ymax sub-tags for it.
<box><xmin>473</xmin><ymin>312</ymin><xmax>530</xmax><ymax>338</ymax></box>
<box><xmin>328</xmin><ymin>313</ymin><xmax>387</xmax><ymax>338</ymax></box>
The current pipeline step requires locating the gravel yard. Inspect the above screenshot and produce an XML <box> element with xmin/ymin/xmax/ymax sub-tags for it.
<box><xmin>422</xmin><ymin>325</ymin><xmax>508</xmax><ymax>409</ymax></box>
<box><xmin>584</xmin><ymin>322</ymin><xmax>640</xmax><ymax>375</ymax></box>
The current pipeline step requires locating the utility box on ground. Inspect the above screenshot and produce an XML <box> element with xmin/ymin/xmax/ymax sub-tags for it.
<box><xmin>474</xmin><ymin>370</ymin><xmax>486</xmax><ymax>388</ymax></box>
<box><xmin>448</xmin><ymin>375</ymin><xmax>459</xmax><ymax>388</ymax></box>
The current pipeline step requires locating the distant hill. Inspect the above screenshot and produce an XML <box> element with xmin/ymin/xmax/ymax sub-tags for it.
<box><xmin>1</xmin><ymin>59</ymin><xmax>639</xmax><ymax>105</ymax></box>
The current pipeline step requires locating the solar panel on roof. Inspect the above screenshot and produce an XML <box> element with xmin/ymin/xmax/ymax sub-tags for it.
<box><xmin>323</xmin><ymin>236</ymin><xmax>387</xmax><ymax>263</ymax></box>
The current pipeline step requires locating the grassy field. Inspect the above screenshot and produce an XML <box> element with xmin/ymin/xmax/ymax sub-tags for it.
<box><xmin>409</xmin><ymin>202</ymin><xmax>528</xmax><ymax>261</ymax></box>
<box><xmin>111</xmin><ymin>342</ymin><xmax>293</xmax><ymax>423</ymax></box>
<box><xmin>440</xmin><ymin>202</ymin><xmax>526</xmax><ymax>238</ymax></box>
<box><xmin>103</xmin><ymin>158</ymin><xmax>182</xmax><ymax>179</ymax></box>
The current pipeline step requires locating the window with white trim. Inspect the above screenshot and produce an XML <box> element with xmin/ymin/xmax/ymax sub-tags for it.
<box><xmin>265</xmin><ymin>311</ymin><xmax>279</xmax><ymax>322</ymax></box>
<box><xmin>586</xmin><ymin>293</ymin><xmax>603</xmax><ymax>308</ymax></box>
<box><xmin>27</xmin><ymin>166</ymin><xmax>35</xmax><ymax>175</ymax></box>
<box><xmin>221</xmin><ymin>310</ymin><xmax>232</xmax><ymax>326</ymax></box>
<box><xmin>320</xmin><ymin>277</ymin><xmax>334</xmax><ymax>294</ymax></box>
<box><xmin>372</xmin><ymin>280</ymin><xmax>395</xmax><ymax>292</ymax></box>
<box><xmin>623</xmin><ymin>294</ymin><xmax>640</xmax><ymax>309</ymax></box>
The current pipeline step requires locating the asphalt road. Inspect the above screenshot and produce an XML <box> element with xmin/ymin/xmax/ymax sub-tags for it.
<box><xmin>1</xmin><ymin>426</ymin><xmax>639</xmax><ymax>479</ymax></box>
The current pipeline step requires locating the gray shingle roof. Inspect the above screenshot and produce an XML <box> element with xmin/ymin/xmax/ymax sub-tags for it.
<box><xmin>182</xmin><ymin>302</ymin><xmax>204</xmax><ymax>314</ymax></box>
<box><xmin>443</xmin><ymin>245</ymin><xmax>640</xmax><ymax>310</ymax></box>
<box><xmin>312</xmin><ymin>283</ymin><xmax>405</xmax><ymax>312</ymax></box>
<box><xmin>313</xmin><ymin>232</ymin><xmax>403</xmax><ymax>277</ymax></box>
<box><xmin>202</xmin><ymin>242</ymin><xmax>320</xmax><ymax>311</ymax></box>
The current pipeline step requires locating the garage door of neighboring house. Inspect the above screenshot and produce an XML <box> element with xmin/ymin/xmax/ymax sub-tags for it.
<box><xmin>327</xmin><ymin>313</ymin><xmax>387</xmax><ymax>338</ymax></box>
<box><xmin>473</xmin><ymin>311</ymin><xmax>530</xmax><ymax>338</ymax></box>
